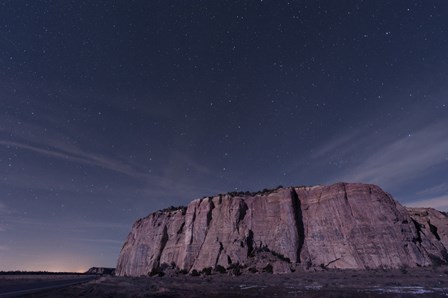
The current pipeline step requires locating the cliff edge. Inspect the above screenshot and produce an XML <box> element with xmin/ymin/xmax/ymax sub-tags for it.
<box><xmin>116</xmin><ymin>183</ymin><xmax>448</xmax><ymax>276</ymax></box>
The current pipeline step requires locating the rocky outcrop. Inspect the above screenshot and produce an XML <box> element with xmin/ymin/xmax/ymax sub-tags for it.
<box><xmin>407</xmin><ymin>207</ymin><xmax>448</xmax><ymax>264</ymax></box>
<box><xmin>85</xmin><ymin>267</ymin><xmax>115</xmax><ymax>275</ymax></box>
<box><xmin>116</xmin><ymin>183</ymin><xmax>448</xmax><ymax>276</ymax></box>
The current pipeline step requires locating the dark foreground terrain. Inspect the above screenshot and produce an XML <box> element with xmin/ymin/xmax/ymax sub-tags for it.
<box><xmin>0</xmin><ymin>275</ymin><xmax>96</xmax><ymax>297</ymax></box>
<box><xmin>15</xmin><ymin>266</ymin><xmax>448</xmax><ymax>298</ymax></box>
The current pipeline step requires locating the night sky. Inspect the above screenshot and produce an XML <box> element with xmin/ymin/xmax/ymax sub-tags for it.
<box><xmin>1</xmin><ymin>1</ymin><xmax>448</xmax><ymax>272</ymax></box>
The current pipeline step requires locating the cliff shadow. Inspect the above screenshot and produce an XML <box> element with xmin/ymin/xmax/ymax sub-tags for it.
<box><xmin>291</xmin><ymin>189</ymin><xmax>305</xmax><ymax>263</ymax></box>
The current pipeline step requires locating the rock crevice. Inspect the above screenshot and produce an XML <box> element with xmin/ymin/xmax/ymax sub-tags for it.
<box><xmin>291</xmin><ymin>189</ymin><xmax>305</xmax><ymax>263</ymax></box>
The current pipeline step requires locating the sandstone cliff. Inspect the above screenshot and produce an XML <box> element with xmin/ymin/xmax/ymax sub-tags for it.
<box><xmin>116</xmin><ymin>183</ymin><xmax>448</xmax><ymax>276</ymax></box>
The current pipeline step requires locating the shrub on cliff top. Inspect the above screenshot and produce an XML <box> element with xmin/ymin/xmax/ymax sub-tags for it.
<box><xmin>159</xmin><ymin>205</ymin><xmax>187</xmax><ymax>215</ymax></box>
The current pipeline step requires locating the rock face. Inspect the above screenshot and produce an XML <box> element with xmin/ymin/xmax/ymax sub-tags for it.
<box><xmin>407</xmin><ymin>207</ymin><xmax>448</xmax><ymax>264</ymax></box>
<box><xmin>116</xmin><ymin>183</ymin><xmax>448</xmax><ymax>276</ymax></box>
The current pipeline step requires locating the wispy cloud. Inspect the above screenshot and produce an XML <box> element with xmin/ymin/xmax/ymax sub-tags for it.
<box><xmin>3</xmin><ymin>215</ymin><xmax>130</xmax><ymax>232</ymax></box>
<box><xmin>318</xmin><ymin>121</ymin><xmax>448</xmax><ymax>190</ymax></box>
<box><xmin>0</xmin><ymin>115</ymin><xmax>218</xmax><ymax>197</ymax></box>
<box><xmin>0</xmin><ymin>113</ymin><xmax>154</xmax><ymax>179</ymax></box>
<box><xmin>0</xmin><ymin>139</ymin><xmax>148</xmax><ymax>178</ymax></box>
<box><xmin>311</xmin><ymin>130</ymin><xmax>366</xmax><ymax>160</ymax></box>
<box><xmin>0</xmin><ymin>138</ymin><xmax>219</xmax><ymax>210</ymax></box>
<box><xmin>0</xmin><ymin>200</ymin><xmax>129</xmax><ymax>232</ymax></box>
<box><xmin>0</xmin><ymin>202</ymin><xmax>9</xmax><ymax>231</ymax></box>
<box><xmin>416</xmin><ymin>182</ymin><xmax>448</xmax><ymax>197</ymax></box>
<box><xmin>68</xmin><ymin>238</ymin><xmax>124</xmax><ymax>245</ymax></box>
<box><xmin>73</xmin><ymin>220</ymin><xmax>131</xmax><ymax>231</ymax></box>
<box><xmin>406</xmin><ymin>195</ymin><xmax>448</xmax><ymax>211</ymax></box>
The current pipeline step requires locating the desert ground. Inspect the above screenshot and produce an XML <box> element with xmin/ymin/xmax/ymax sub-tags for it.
<box><xmin>0</xmin><ymin>274</ymin><xmax>96</xmax><ymax>297</ymax></box>
<box><xmin>10</xmin><ymin>266</ymin><xmax>448</xmax><ymax>298</ymax></box>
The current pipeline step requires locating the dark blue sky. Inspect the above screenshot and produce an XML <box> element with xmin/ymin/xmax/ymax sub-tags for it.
<box><xmin>1</xmin><ymin>1</ymin><xmax>448</xmax><ymax>271</ymax></box>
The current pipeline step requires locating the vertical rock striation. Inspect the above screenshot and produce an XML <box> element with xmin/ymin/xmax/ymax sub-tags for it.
<box><xmin>116</xmin><ymin>183</ymin><xmax>448</xmax><ymax>276</ymax></box>
<box><xmin>295</xmin><ymin>183</ymin><xmax>432</xmax><ymax>269</ymax></box>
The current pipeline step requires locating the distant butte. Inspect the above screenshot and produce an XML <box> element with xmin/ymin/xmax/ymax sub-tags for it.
<box><xmin>116</xmin><ymin>183</ymin><xmax>448</xmax><ymax>276</ymax></box>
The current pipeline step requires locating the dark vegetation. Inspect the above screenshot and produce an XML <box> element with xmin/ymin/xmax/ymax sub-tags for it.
<box><xmin>156</xmin><ymin>186</ymin><xmax>286</xmax><ymax>214</ymax></box>
<box><xmin>199</xmin><ymin>186</ymin><xmax>288</xmax><ymax>201</ymax></box>
<box><xmin>226</xmin><ymin>185</ymin><xmax>284</xmax><ymax>198</ymax></box>
<box><xmin>190</xmin><ymin>269</ymin><xmax>200</xmax><ymax>277</ymax></box>
<box><xmin>149</xmin><ymin>262</ymin><xmax>178</xmax><ymax>277</ymax></box>
<box><xmin>227</xmin><ymin>263</ymin><xmax>246</xmax><ymax>276</ymax></box>
<box><xmin>149</xmin><ymin>261</ymin><xmax>284</xmax><ymax>277</ymax></box>
<box><xmin>145</xmin><ymin>244</ymin><xmax>293</xmax><ymax>277</ymax></box>
<box><xmin>248</xmin><ymin>267</ymin><xmax>258</xmax><ymax>273</ymax></box>
<box><xmin>429</xmin><ymin>254</ymin><xmax>448</xmax><ymax>268</ymax></box>
<box><xmin>149</xmin><ymin>267</ymin><xmax>165</xmax><ymax>277</ymax></box>
<box><xmin>149</xmin><ymin>263</ymin><xmax>232</xmax><ymax>277</ymax></box>
<box><xmin>214</xmin><ymin>265</ymin><xmax>226</xmax><ymax>274</ymax></box>
<box><xmin>159</xmin><ymin>205</ymin><xmax>187</xmax><ymax>214</ymax></box>
<box><xmin>262</xmin><ymin>264</ymin><xmax>273</xmax><ymax>274</ymax></box>
<box><xmin>200</xmin><ymin>267</ymin><xmax>212</xmax><ymax>275</ymax></box>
